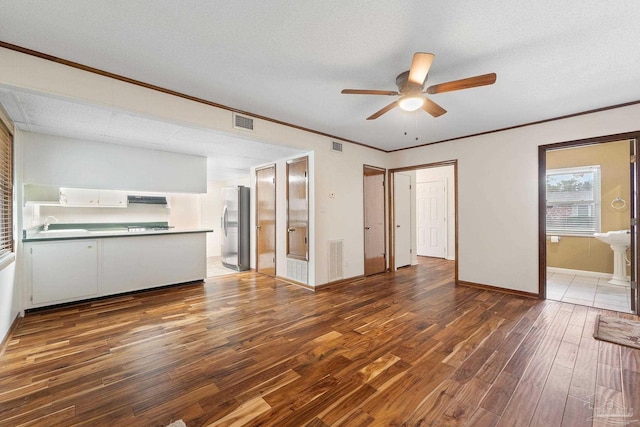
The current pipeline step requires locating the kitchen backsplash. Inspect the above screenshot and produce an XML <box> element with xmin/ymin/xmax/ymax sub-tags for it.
<box><xmin>23</xmin><ymin>194</ymin><xmax>201</xmax><ymax>228</ymax></box>
<box><xmin>25</xmin><ymin>204</ymin><xmax>169</xmax><ymax>227</ymax></box>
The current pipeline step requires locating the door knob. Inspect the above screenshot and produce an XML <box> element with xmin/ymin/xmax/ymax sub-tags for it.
<box><xmin>396</xmin><ymin>225</ymin><xmax>401</xmax><ymax>228</ymax></box>
<box><xmin>256</xmin><ymin>225</ymin><xmax>262</xmax><ymax>230</ymax></box>
<box><xmin>365</xmin><ymin>227</ymin><xmax>370</xmax><ymax>230</ymax></box>
<box><xmin>288</xmin><ymin>228</ymin><xmax>296</xmax><ymax>232</ymax></box>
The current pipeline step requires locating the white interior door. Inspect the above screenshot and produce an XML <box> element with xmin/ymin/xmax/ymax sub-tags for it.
<box><xmin>417</xmin><ymin>180</ymin><xmax>447</xmax><ymax>258</ymax></box>
<box><xmin>394</xmin><ymin>173</ymin><xmax>412</xmax><ymax>268</ymax></box>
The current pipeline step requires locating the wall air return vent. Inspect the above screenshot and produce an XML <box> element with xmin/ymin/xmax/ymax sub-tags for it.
<box><xmin>331</xmin><ymin>141</ymin><xmax>343</xmax><ymax>153</ymax></box>
<box><xmin>287</xmin><ymin>259</ymin><xmax>308</xmax><ymax>284</ymax></box>
<box><xmin>233</xmin><ymin>113</ymin><xmax>254</xmax><ymax>131</ymax></box>
<box><xmin>329</xmin><ymin>239</ymin><xmax>344</xmax><ymax>282</ymax></box>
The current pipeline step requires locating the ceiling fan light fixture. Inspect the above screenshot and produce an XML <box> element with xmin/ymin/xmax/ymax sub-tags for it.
<box><xmin>398</xmin><ymin>95</ymin><xmax>425</xmax><ymax>112</ymax></box>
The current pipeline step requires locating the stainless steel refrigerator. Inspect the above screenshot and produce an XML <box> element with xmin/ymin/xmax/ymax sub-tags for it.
<box><xmin>221</xmin><ymin>185</ymin><xmax>250</xmax><ymax>271</ymax></box>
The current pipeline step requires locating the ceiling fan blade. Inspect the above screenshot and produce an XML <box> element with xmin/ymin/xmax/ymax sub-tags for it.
<box><xmin>407</xmin><ymin>52</ymin><xmax>435</xmax><ymax>86</ymax></box>
<box><xmin>422</xmin><ymin>97</ymin><xmax>447</xmax><ymax>117</ymax></box>
<box><xmin>367</xmin><ymin>101</ymin><xmax>399</xmax><ymax>120</ymax></box>
<box><xmin>426</xmin><ymin>73</ymin><xmax>497</xmax><ymax>94</ymax></box>
<box><xmin>341</xmin><ymin>89</ymin><xmax>399</xmax><ymax>96</ymax></box>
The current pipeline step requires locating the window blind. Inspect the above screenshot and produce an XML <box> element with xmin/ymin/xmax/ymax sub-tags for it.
<box><xmin>0</xmin><ymin>120</ymin><xmax>13</xmax><ymax>256</ymax></box>
<box><xmin>546</xmin><ymin>165</ymin><xmax>601</xmax><ymax>236</ymax></box>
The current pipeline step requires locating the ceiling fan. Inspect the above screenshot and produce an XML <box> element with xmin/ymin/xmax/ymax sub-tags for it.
<box><xmin>341</xmin><ymin>52</ymin><xmax>496</xmax><ymax>120</ymax></box>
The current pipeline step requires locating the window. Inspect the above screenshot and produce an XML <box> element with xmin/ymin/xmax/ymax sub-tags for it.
<box><xmin>546</xmin><ymin>165</ymin><xmax>601</xmax><ymax>236</ymax></box>
<box><xmin>0</xmin><ymin>120</ymin><xmax>12</xmax><ymax>256</ymax></box>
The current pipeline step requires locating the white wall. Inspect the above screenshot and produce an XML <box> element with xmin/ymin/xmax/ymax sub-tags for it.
<box><xmin>21</xmin><ymin>132</ymin><xmax>207</xmax><ymax>193</ymax></box>
<box><xmin>0</xmin><ymin>112</ymin><xmax>20</xmax><ymax>344</ymax></box>
<box><xmin>201</xmin><ymin>181</ymin><xmax>225</xmax><ymax>257</ymax></box>
<box><xmin>416</xmin><ymin>165</ymin><xmax>456</xmax><ymax>260</ymax></box>
<box><xmin>24</xmin><ymin>204</ymin><xmax>169</xmax><ymax>228</ymax></box>
<box><xmin>311</xmin><ymin>146</ymin><xmax>388</xmax><ymax>284</ymax></box>
<box><xmin>390</xmin><ymin>103</ymin><xmax>640</xmax><ymax>294</ymax></box>
<box><xmin>168</xmin><ymin>193</ymin><xmax>201</xmax><ymax>228</ymax></box>
<box><xmin>0</xmin><ymin>259</ymin><xmax>17</xmax><ymax>345</ymax></box>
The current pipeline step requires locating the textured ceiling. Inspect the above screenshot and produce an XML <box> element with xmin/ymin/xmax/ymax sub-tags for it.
<box><xmin>0</xmin><ymin>88</ymin><xmax>303</xmax><ymax>181</ymax></box>
<box><xmin>1</xmin><ymin>1</ymin><xmax>640</xmax><ymax>159</ymax></box>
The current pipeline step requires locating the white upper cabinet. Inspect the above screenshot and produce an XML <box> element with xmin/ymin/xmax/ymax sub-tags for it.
<box><xmin>97</xmin><ymin>190</ymin><xmax>128</xmax><ymax>207</ymax></box>
<box><xmin>59</xmin><ymin>188</ymin><xmax>127</xmax><ymax>207</ymax></box>
<box><xmin>60</xmin><ymin>188</ymin><xmax>99</xmax><ymax>206</ymax></box>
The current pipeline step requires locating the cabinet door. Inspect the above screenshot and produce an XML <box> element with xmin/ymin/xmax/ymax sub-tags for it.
<box><xmin>59</xmin><ymin>188</ymin><xmax>99</xmax><ymax>206</ymax></box>
<box><xmin>98</xmin><ymin>190</ymin><xmax>127</xmax><ymax>207</ymax></box>
<box><xmin>30</xmin><ymin>240</ymin><xmax>98</xmax><ymax>304</ymax></box>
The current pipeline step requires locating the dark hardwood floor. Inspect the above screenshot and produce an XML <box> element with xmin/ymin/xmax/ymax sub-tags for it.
<box><xmin>0</xmin><ymin>257</ymin><xmax>638</xmax><ymax>426</ymax></box>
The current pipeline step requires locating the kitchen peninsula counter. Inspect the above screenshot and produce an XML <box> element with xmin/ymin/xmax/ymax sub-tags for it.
<box><xmin>22</xmin><ymin>223</ymin><xmax>212</xmax><ymax>309</ymax></box>
<box><xmin>23</xmin><ymin>222</ymin><xmax>212</xmax><ymax>242</ymax></box>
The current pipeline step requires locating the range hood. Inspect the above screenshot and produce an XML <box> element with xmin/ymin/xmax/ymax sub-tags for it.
<box><xmin>127</xmin><ymin>195</ymin><xmax>168</xmax><ymax>205</ymax></box>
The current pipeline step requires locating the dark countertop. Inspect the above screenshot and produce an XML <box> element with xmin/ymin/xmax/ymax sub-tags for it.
<box><xmin>22</xmin><ymin>222</ymin><xmax>212</xmax><ymax>242</ymax></box>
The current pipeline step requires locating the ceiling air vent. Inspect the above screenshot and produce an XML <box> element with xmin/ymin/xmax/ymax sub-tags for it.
<box><xmin>233</xmin><ymin>113</ymin><xmax>254</xmax><ymax>131</ymax></box>
<box><xmin>331</xmin><ymin>141</ymin><xmax>343</xmax><ymax>153</ymax></box>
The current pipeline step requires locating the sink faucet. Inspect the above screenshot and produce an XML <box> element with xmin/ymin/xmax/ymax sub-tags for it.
<box><xmin>43</xmin><ymin>216</ymin><xmax>58</xmax><ymax>231</ymax></box>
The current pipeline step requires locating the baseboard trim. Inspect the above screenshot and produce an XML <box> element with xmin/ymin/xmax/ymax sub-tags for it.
<box><xmin>274</xmin><ymin>274</ymin><xmax>372</xmax><ymax>291</ymax></box>
<box><xmin>315</xmin><ymin>275</ymin><xmax>368</xmax><ymax>291</ymax></box>
<box><xmin>0</xmin><ymin>313</ymin><xmax>22</xmax><ymax>359</ymax></box>
<box><xmin>457</xmin><ymin>280</ymin><xmax>540</xmax><ymax>299</ymax></box>
<box><xmin>275</xmin><ymin>275</ymin><xmax>314</xmax><ymax>291</ymax></box>
<box><xmin>547</xmin><ymin>267</ymin><xmax>612</xmax><ymax>279</ymax></box>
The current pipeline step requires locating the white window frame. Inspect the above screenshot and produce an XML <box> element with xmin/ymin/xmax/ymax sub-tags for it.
<box><xmin>546</xmin><ymin>165</ymin><xmax>601</xmax><ymax>236</ymax></box>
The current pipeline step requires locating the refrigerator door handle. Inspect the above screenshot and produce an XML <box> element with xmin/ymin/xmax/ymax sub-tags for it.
<box><xmin>222</xmin><ymin>205</ymin><xmax>228</xmax><ymax>237</ymax></box>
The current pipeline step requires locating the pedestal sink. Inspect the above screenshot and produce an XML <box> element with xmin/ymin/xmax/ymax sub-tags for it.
<box><xmin>593</xmin><ymin>230</ymin><xmax>631</xmax><ymax>286</ymax></box>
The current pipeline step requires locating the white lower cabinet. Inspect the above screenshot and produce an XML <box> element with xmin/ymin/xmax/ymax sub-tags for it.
<box><xmin>27</xmin><ymin>240</ymin><xmax>99</xmax><ymax>305</ymax></box>
<box><xmin>24</xmin><ymin>233</ymin><xmax>207</xmax><ymax>308</ymax></box>
<box><xmin>101</xmin><ymin>234</ymin><xmax>206</xmax><ymax>294</ymax></box>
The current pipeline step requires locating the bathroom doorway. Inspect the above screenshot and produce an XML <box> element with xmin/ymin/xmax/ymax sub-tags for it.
<box><xmin>539</xmin><ymin>133</ymin><xmax>639</xmax><ymax>314</ymax></box>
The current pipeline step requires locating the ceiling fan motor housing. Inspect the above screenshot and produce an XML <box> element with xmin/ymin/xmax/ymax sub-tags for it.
<box><xmin>396</xmin><ymin>70</ymin><xmax>425</xmax><ymax>94</ymax></box>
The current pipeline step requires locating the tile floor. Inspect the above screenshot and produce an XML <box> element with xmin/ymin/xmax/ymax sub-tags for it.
<box><xmin>547</xmin><ymin>270</ymin><xmax>631</xmax><ymax>313</ymax></box>
<box><xmin>206</xmin><ymin>256</ymin><xmax>239</xmax><ymax>278</ymax></box>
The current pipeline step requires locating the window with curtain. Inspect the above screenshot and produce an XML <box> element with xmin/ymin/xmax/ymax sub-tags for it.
<box><xmin>546</xmin><ymin>165</ymin><xmax>601</xmax><ymax>236</ymax></box>
<box><xmin>0</xmin><ymin>120</ymin><xmax>13</xmax><ymax>257</ymax></box>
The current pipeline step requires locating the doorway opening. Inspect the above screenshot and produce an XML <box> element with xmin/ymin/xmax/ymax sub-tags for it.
<box><xmin>389</xmin><ymin>160</ymin><xmax>458</xmax><ymax>281</ymax></box>
<box><xmin>539</xmin><ymin>133</ymin><xmax>639</xmax><ymax>314</ymax></box>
